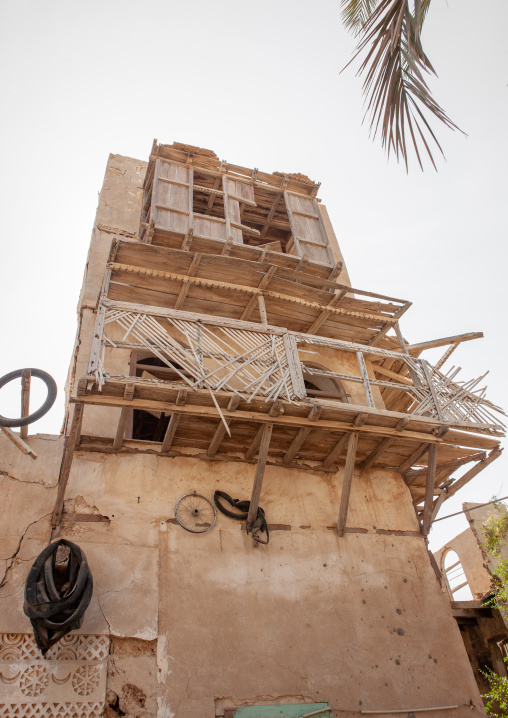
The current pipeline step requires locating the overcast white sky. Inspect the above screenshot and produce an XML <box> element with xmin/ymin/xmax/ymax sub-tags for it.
<box><xmin>0</xmin><ymin>0</ymin><xmax>506</xmax><ymax>551</ymax></box>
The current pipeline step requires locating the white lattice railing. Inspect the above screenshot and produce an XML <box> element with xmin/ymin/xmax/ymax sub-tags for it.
<box><xmin>87</xmin><ymin>299</ymin><xmax>505</xmax><ymax>432</ymax></box>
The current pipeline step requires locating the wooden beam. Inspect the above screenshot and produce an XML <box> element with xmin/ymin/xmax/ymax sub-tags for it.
<box><xmin>446</xmin><ymin>447</ymin><xmax>503</xmax><ymax>499</ymax></box>
<box><xmin>361</xmin><ymin>437</ymin><xmax>393</xmax><ymax>472</ymax></box>
<box><xmin>240</xmin><ymin>265</ymin><xmax>277</xmax><ymax>321</ymax></box>
<box><xmin>337</xmin><ymin>432</ymin><xmax>359</xmax><ymax>536</ymax></box>
<box><xmin>283</xmin><ymin>406</ymin><xmax>321</xmax><ymax>465</ymax></box>
<box><xmin>247</xmin><ymin>423</ymin><xmax>273</xmax><ymax>529</ymax></box>
<box><xmin>51</xmin><ymin>404</ymin><xmax>84</xmax><ymax>530</ymax></box>
<box><xmin>1</xmin><ymin>426</ymin><xmax>38</xmax><ymax>459</ymax></box>
<box><xmin>113</xmin><ymin>384</ymin><xmax>135</xmax><ymax>450</ymax></box>
<box><xmin>20</xmin><ymin>369</ymin><xmax>31</xmax><ymax>441</ymax></box>
<box><xmin>405</xmin><ymin>452</ymin><xmax>486</xmax><ymax>481</ymax></box>
<box><xmin>407</xmin><ymin>332</ymin><xmax>483</xmax><ymax>355</ymax></box>
<box><xmin>422</xmin><ymin>444</ymin><xmax>437</xmax><ymax>535</ymax></box>
<box><xmin>174</xmin><ymin>253</ymin><xmax>202</xmax><ymax>310</ymax></box>
<box><xmin>372</xmin><ymin>364</ymin><xmax>413</xmax><ymax>386</ymax></box>
<box><xmin>161</xmin><ymin>389</ymin><xmax>187</xmax><ymax>453</ymax></box>
<box><xmin>257</xmin><ymin>294</ymin><xmax>268</xmax><ymax>324</ymax></box>
<box><xmin>323</xmin><ymin>414</ymin><xmax>366</xmax><ymax>470</ymax></box>
<box><xmin>306</xmin><ymin>289</ymin><xmax>348</xmax><ymax>335</ymax></box>
<box><xmin>74</xmin><ymin>393</ymin><xmax>498</xmax><ymax>449</ymax></box>
<box><xmin>398</xmin><ymin>443</ymin><xmax>430</xmax><ymax>474</ymax></box>
<box><xmin>207</xmin><ymin>395</ymin><xmax>240</xmax><ymax>457</ymax></box>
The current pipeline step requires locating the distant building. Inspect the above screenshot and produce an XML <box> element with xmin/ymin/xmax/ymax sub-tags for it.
<box><xmin>434</xmin><ymin>502</ymin><xmax>508</xmax><ymax>699</ymax></box>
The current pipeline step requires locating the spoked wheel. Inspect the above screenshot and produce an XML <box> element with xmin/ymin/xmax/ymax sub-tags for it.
<box><xmin>174</xmin><ymin>492</ymin><xmax>216</xmax><ymax>533</ymax></box>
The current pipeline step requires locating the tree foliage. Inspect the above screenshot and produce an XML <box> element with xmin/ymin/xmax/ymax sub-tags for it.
<box><xmin>341</xmin><ymin>0</ymin><xmax>464</xmax><ymax>170</ymax></box>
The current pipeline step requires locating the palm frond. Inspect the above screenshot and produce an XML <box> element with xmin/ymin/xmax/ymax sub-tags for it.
<box><xmin>344</xmin><ymin>0</ymin><xmax>464</xmax><ymax>170</ymax></box>
<box><xmin>341</xmin><ymin>0</ymin><xmax>380</xmax><ymax>36</ymax></box>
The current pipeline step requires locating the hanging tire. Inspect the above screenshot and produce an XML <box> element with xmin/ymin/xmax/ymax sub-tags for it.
<box><xmin>23</xmin><ymin>539</ymin><xmax>93</xmax><ymax>655</ymax></box>
<box><xmin>0</xmin><ymin>368</ymin><xmax>57</xmax><ymax>427</ymax></box>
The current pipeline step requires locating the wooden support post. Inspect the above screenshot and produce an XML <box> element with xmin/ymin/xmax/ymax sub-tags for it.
<box><xmin>422</xmin><ymin>444</ymin><xmax>437</xmax><ymax>535</ymax></box>
<box><xmin>356</xmin><ymin>352</ymin><xmax>375</xmax><ymax>408</ymax></box>
<box><xmin>323</xmin><ymin>414</ymin><xmax>366</xmax><ymax>471</ymax></box>
<box><xmin>51</xmin><ymin>404</ymin><xmax>84</xmax><ymax>530</ymax></box>
<box><xmin>258</xmin><ymin>294</ymin><xmax>268</xmax><ymax>324</ymax></box>
<box><xmin>20</xmin><ymin>369</ymin><xmax>31</xmax><ymax>441</ymax></box>
<box><xmin>161</xmin><ymin>389</ymin><xmax>187</xmax><ymax>454</ymax></box>
<box><xmin>1</xmin><ymin>426</ymin><xmax>38</xmax><ymax>459</ymax></box>
<box><xmin>247</xmin><ymin>423</ymin><xmax>273</xmax><ymax>530</ymax></box>
<box><xmin>260</xmin><ymin>193</ymin><xmax>282</xmax><ymax>238</ymax></box>
<box><xmin>207</xmin><ymin>395</ymin><xmax>240</xmax><ymax>457</ymax></box>
<box><xmin>113</xmin><ymin>384</ymin><xmax>135</xmax><ymax>450</ymax></box>
<box><xmin>337</xmin><ymin>432</ymin><xmax>359</xmax><ymax>536</ymax></box>
<box><xmin>283</xmin><ymin>406</ymin><xmax>321</xmax><ymax>465</ymax></box>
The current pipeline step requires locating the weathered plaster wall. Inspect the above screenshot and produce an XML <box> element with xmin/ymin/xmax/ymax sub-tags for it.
<box><xmin>0</xmin><ymin>435</ymin><xmax>486</xmax><ymax>715</ymax></box>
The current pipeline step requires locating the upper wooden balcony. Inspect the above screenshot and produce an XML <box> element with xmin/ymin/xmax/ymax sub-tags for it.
<box><xmin>139</xmin><ymin>140</ymin><xmax>339</xmax><ymax>267</ymax></box>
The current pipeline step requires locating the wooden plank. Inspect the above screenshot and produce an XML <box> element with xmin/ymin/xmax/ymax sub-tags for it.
<box><xmin>245</xmin><ymin>425</ymin><xmax>264</xmax><ymax>461</ymax></box>
<box><xmin>283</xmin><ymin>333</ymin><xmax>306</xmax><ymax>399</ymax></box>
<box><xmin>407</xmin><ymin>332</ymin><xmax>484</xmax><ymax>355</ymax></box>
<box><xmin>247</xmin><ymin>423</ymin><xmax>273</xmax><ymax>529</ymax></box>
<box><xmin>51</xmin><ymin>404</ymin><xmax>84</xmax><ymax>529</ymax></box>
<box><xmin>283</xmin><ymin>406</ymin><xmax>321</xmax><ymax>465</ymax></box>
<box><xmin>20</xmin><ymin>369</ymin><xmax>31</xmax><ymax>441</ymax></box>
<box><xmin>1</xmin><ymin>426</ymin><xmax>37</xmax><ymax>459</ymax></box>
<box><xmin>113</xmin><ymin>384</ymin><xmax>135</xmax><ymax>450</ymax></box>
<box><xmin>422</xmin><ymin>444</ymin><xmax>437</xmax><ymax>535</ymax></box>
<box><xmin>337</xmin><ymin>432</ymin><xmax>359</xmax><ymax>536</ymax></box>
<box><xmin>207</xmin><ymin>395</ymin><xmax>240</xmax><ymax>457</ymax></box>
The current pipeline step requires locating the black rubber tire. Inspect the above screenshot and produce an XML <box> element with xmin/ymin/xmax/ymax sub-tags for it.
<box><xmin>24</xmin><ymin>539</ymin><xmax>93</xmax><ymax>655</ymax></box>
<box><xmin>0</xmin><ymin>368</ymin><xmax>57</xmax><ymax>427</ymax></box>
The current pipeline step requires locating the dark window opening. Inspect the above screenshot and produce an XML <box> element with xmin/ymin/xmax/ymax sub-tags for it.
<box><xmin>239</xmin><ymin>186</ymin><xmax>293</xmax><ymax>253</ymax></box>
<box><xmin>131</xmin><ymin>352</ymin><xmax>189</xmax><ymax>443</ymax></box>
<box><xmin>302</xmin><ymin>362</ymin><xmax>349</xmax><ymax>402</ymax></box>
<box><xmin>193</xmin><ymin>171</ymin><xmax>225</xmax><ymax>220</ymax></box>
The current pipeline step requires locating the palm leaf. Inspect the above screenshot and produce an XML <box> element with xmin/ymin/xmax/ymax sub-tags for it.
<box><xmin>344</xmin><ymin>0</ymin><xmax>464</xmax><ymax>169</ymax></box>
<box><xmin>341</xmin><ymin>0</ymin><xmax>379</xmax><ymax>36</ymax></box>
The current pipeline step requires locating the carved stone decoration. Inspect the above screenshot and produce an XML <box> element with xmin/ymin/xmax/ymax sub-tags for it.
<box><xmin>0</xmin><ymin>634</ymin><xmax>109</xmax><ymax>718</ymax></box>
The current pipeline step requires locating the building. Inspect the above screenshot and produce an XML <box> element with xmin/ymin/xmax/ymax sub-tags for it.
<box><xmin>0</xmin><ymin>141</ymin><xmax>505</xmax><ymax>717</ymax></box>
<box><xmin>434</xmin><ymin>502</ymin><xmax>508</xmax><ymax>699</ymax></box>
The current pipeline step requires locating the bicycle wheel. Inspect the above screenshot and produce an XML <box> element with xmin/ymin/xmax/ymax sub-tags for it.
<box><xmin>174</xmin><ymin>492</ymin><xmax>216</xmax><ymax>533</ymax></box>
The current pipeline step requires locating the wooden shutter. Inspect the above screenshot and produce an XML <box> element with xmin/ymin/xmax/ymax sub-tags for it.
<box><xmin>152</xmin><ymin>159</ymin><xmax>192</xmax><ymax>237</ymax></box>
<box><xmin>284</xmin><ymin>191</ymin><xmax>334</xmax><ymax>266</ymax></box>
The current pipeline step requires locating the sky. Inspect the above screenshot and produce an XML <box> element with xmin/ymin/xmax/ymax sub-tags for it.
<box><xmin>0</xmin><ymin>0</ymin><xmax>507</xmax><ymax>552</ymax></box>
